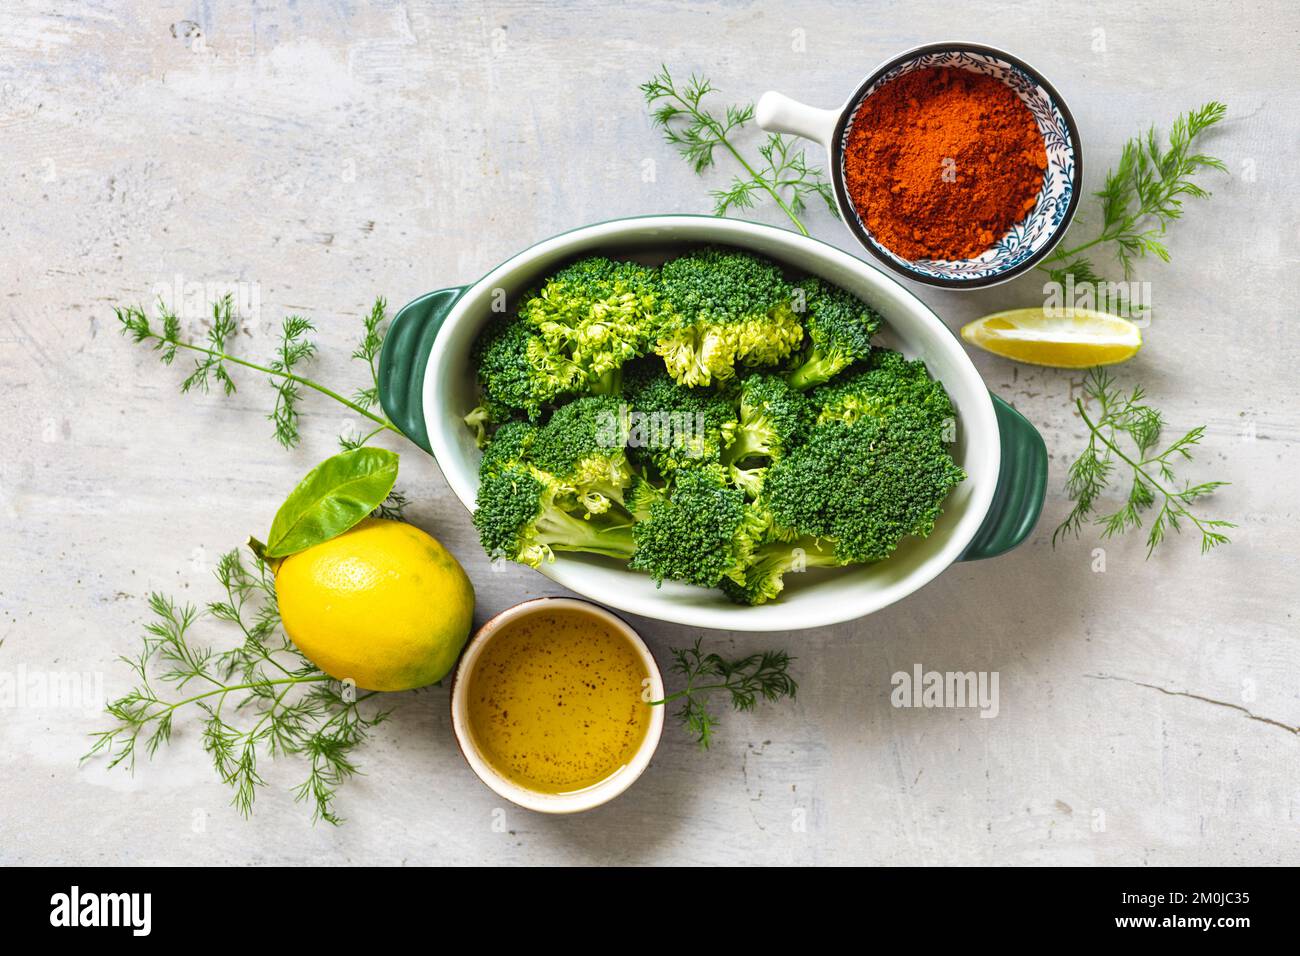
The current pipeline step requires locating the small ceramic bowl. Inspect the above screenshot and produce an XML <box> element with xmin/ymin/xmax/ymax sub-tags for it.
<box><xmin>756</xmin><ymin>41</ymin><xmax>1083</xmax><ymax>289</ymax></box>
<box><xmin>449</xmin><ymin>597</ymin><xmax>665</xmax><ymax>814</ymax></box>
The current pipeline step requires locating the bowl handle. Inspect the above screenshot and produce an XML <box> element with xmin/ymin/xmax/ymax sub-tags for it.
<box><xmin>755</xmin><ymin>91</ymin><xmax>839</xmax><ymax>147</ymax></box>
<box><xmin>959</xmin><ymin>394</ymin><xmax>1048</xmax><ymax>561</ymax></box>
<box><xmin>377</xmin><ymin>286</ymin><xmax>467</xmax><ymax>455</ymax></box>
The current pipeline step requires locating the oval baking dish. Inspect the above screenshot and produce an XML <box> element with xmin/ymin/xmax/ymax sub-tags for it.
<box><xmin>377</xmin><ymin>215</ymin><xmax>1046</xmax><ymax>631</ymax></box>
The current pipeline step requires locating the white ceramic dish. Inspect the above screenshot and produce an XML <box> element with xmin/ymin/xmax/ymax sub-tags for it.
<box><xmin>378</xmin><ymin>215</ymin><xmax>1046</xmax><ymax>631</ymax></box>
<box><xmin>449</xmin><ymin>597</ymin><xmax>664</xmax><ymax>813</ymax></box>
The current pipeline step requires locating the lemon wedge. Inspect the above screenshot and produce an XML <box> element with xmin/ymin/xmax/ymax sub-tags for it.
<box><xmin>960</xmin><ymin>308</ymin><xmax>1142</xmax><ymax>368</ymax></box>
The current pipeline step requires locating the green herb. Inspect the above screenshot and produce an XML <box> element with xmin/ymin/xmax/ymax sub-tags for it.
<box><xmin>651</xmin><ymin>638</ymin><xmax>798</xmax><ymax>748</ymax></box>
<box><xmin>261</xmin><ymin>447</ymin><xmax>400</xmax><ymax>559</ymax></box>
<box><xmin>642</xmin><ymin>67</ymin><xmax>836</xmax><ymax>237</ymax></box>
<box><xmin>351</xmin><ymin>296</ymin><xmax>387</xmax><ymax>411</ymax></box>
<box><xmin>83</xmin><ymin>547</ymin><xmax>391</xmax><ymax>824</ymax></box>
<box><xmin>1054</xmin><ymin>368</ymin><xmax>1233</xmax><ymax>557</ymax></box>
<box><xmin>1039</xmin><ymin>102</ymin><xmax>1227</xmax><ymax>290</ymax></box>
<box><xmin>372</xmin><ymin>487</ymin><xmax>410</xmax><ymax>523</ymax></box>
<box><xmin>268</xmin><ymin>315</ymin><xmax>318</xmax><ymax>448</ymax></box>
<box><xmin>117</xmin><ymin>295</ymin><xmax>403</xmax><ymax>448</ymax></box>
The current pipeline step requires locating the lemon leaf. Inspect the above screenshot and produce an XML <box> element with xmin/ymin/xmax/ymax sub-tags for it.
<box><xmin>265</xmin><ymin>448</ymin><xmax>400</xmax><ymax>558</ymax></box>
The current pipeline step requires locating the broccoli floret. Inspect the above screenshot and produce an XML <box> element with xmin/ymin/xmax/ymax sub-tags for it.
<box><xmin>629</xmin><ymin>466</ymin><xmax>752</xmax><ymax>587</ymax></box>
<box><xmin>720</xmin><ymin>373</ymin><xmax>813</xmax><ymax>468</ymax></box>
<box><xmin>478</xmin><ymin>418</ymin><xmax>536</xmax><ymax>476</ymax></box>
<box><xmin>786</xmin><ymin>277</ymin><xmax>883</xmax><ymax>390</ymax></box>
<box><xmin>624</xmin><ymin>474</ymin><xmax>668</xmax><ymax>521</ymax></box>
<box><xmin>652</xmin><ymin>248</ymin><xmax>804</xmax><ymax>387</ymax></box>
<box><xmin>729</xmin><ymin>462</ymin><xmax>768</xmax><ymax>498</ymax></box>
<box><xmin>473</xmin><ymin>465</ymin><xmax>636</xmax><ymax>568</ymax></box>
<box><xmin>720</xmin><ymin>536</ymin><xmax>845</xmax><ymax>606</ymax></box>
<box><xmin>518</xmin><ymin>256</ymin><xmax>657</xmax><ymax>393</ymax></box>
<box><xmin>472</xmin><ymin>315</ymin><xmax>584</xmax><ymax>421</ymax></box>
<box><xmin>811</xmin><ymin>348</ymin><xmax>956</xmax><ymax>432</ymax></box>
<box><xmin>623</xmin><ymin>359</ymin><xmax>738</xmax><ymax>476</ymax></box>
<box><xmin>765</xmin><ymin>406</ymin><xmax>965</xmax><ymax>563</ymax></box>
<box><xmin>527</xmin><ymin>396</ymin><xmax>634</xmax><ymax>516</ymax></box>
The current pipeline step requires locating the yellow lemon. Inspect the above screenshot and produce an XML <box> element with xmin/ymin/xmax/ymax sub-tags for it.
<box><xmin>960</xmin><ymin>308</ymin><xmax>1142</xmax><ymax>368</ymax></box>
<box><xmin>275</xmin><ymin>518</ymin><xmax>474</xmax><ymax>691</ymax></box>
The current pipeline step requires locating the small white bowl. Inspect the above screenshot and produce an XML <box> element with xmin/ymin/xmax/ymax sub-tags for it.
<box><xmin>757</xmin><ymin>41</ymin><xmax>1082</xmax><ymax>289</ymax></box>
<box><xmin>449</xmin><ymin>597</ymin><xmax>665</xmax><ymax>814</ymax></box>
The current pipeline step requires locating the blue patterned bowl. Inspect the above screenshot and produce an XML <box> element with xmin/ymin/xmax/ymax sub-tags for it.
<box><xmin>757</xmin><ymin>42</ymin><xmax>1082</xmax><ymax>289</ymax></box>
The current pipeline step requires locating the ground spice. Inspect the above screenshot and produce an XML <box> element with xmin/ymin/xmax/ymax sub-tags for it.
<box><xmin>843</xmin><ymin>67</ymin><xmax>1048</xmax><ymax>261</ymax></box>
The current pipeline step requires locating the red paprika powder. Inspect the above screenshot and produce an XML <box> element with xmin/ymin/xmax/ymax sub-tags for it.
<box><xmin>842</xmin><ymin>67</ymin><xmax>1048</xmax><ymax>261</ymax></box>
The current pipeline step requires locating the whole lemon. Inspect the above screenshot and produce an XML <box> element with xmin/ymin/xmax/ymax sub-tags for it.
<box><xmin>275</xmin><ymin>518</ymin><xmax>475</xmax><ymax>691</ymax></box>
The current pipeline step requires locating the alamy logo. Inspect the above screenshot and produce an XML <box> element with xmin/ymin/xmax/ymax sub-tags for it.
<box><xmin>891</xmin><ymin>664</ymin><xmax>1000</xmax><ymax>718</ymax></box>
<box><xmin>49</xmin><ymin>886</ymin><xmax>151</xmax><ymax>936</ymax></box>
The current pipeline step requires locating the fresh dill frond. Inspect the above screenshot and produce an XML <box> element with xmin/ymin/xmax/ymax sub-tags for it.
<box><xmin>652</xmin><ymin>637</ymin><xmax>798</xmax><ymax>749</ymax></box>
<box><xmin>1039</xmin><ymin>102</ymin><xmax>1227</xmax><ymax>288</ymax></box>
<box><xmin>371</xmin><ymin>487</ymin><xmax>410</xmax><ymax>522</ymax></box>
<box><xmin>642</xmin><ymin>66</ymin><xmax>836</xmax><ymax>237</ymax></box>
<box><xmin>181</xmin><ymin>295</ymin><xmax>238</xmax><ymax>395</ymax></box>
<box><xmin>1054</xmin><ymin>368</ymin><xmax>1234</xmax><ymax>557</ymax></box>
<box><xmin>268</xmin><ymin>314</ymin><xmax>317</xmax><ymax>448</ymax></box>
<box><xmin>116</xmin><ymin>297</ymin><xmax>402</xmax><ymax>448</ymax></box>
<box><xmin>84</xmin><ymin>546</ymin><xmax>392</xmax><ymax>825</ymax></box>
<box><xmin>351</xmin><ymin>297</ymin><xmax>388</xmax><ymax>411</ymax></box>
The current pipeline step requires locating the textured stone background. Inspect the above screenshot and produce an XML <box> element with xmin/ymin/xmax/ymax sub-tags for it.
<box><xmin>1</xmin><ymin>0</ymin><xmax>1297</xmax><ymax>864</ymax></box>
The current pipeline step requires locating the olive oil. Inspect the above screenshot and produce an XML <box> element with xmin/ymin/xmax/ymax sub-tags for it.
<box><xmin>465</xmin><ymin>608</ymin><xmax>650</xmax><ymax>794</ymax></box>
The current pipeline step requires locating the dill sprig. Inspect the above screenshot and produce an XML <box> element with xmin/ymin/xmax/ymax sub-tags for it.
<box><xmin>351</xmin><ymin>296</ymin><xmax>387</xmax><ymax>411</ymax></box>
<box><xmin>371</xmin><ymin>487</ymin><xmax>410</xmax><ymax>522</ymax></box>
<box><xmin>268</xmin><ymin>314</ymin><xmax>317</xmax><ymax>448</ymax></box>
<box><xmin>116</xmin><ymin>295</ymin><xmax>402</xmax><ymax>448</ymax></box>
<box><xmin>83</xmin><ymin>546</ymin><xmax>392</xmax><ymax>825</ymax></box>
<box><xmin>1040</xmin><ymin>102</ymin><xmax>1227</xmax><ymax>287</ymax></box>
<box><xmin>1054</xmin><ymin>368</ymin><xmax>1234</xmax><ymax>557</ymax></box>
<box><xmin>642</xmin><ymin>67</ymin><xmax>836</xmax><ymax>237</ymax></box>
<box><xmin>652</xmin><ymin>638</ymin><xmax>797</xmax><ymax>749</ymax></box>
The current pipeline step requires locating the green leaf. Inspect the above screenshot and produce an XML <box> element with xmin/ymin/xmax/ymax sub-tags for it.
<box><xmin>264</xmin><ymin>448</ymin><xmax>400</xmax><ymax>558</ymax></box>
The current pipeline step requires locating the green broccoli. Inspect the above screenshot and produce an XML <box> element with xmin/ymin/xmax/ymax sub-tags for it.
<box><xmin>629</xmin><ymin>465</ymin><xmax>752</xmax><ymax>587</ymax></box>
<box><xmin>518</xmin><ymin>256</ymin><xmax>657</xmax><ymax>394</ymax></box>
<box><xmin>624</xmin><ymin>474</ymin><xmax>668</xmax><ymax>521</ymax></box>
<box><xmin>720</xmin><ymin>536</ymin><xmax>845</xmax><ymax>606</ymax></box>
<box><xmin>473</xmin><ymin>465</ymin><xmax>636</xmax><ymax>568</ymax></box>
<box><xmin>811</xmin><ymin>348</ymin><xmax>956</xmax><ymax>433</ymax></box>
<box><xmin>478</xmin><ymin>418</ymin><xmax>536</xmax><ymax>476</ymax></box>
<box><xmin>527</xmin><ymin>396</ymin><xmax>634</xmax><ymax>516</ymax></box>
<box><xmin>786</xmin><ymin>277</ymin><xmax>883</xmax><ymax>390</ymax></box>
<box><xmin>623</xmin><ymin>358</ymin><xmax>738</xmax><ymax>477</ymax></box>
<box><xmin>652</xmin><ymin>248</ymin><xmax>804</xmax><ymax>387</ymax></box>
<box><xmin>470</xmin><ymin>315</ymin><xmax>584</xmax><ymax>422</ymax></box>
<box><xmin>765</xmin><ymin>405</ymin><xmax>966</xmax><ymax>563</ymax></box>
<box><xmin>720</xmin><ymin>373</ymin><xmax>813</xmax><ymax>467</ymax></box>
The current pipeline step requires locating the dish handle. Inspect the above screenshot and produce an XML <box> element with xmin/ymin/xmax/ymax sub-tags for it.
<box><xmin>755</xmin><ymin>91</ymin><xmax>840</xmax><ymax>148</ymax></box>
<box><xmin>959</xmin><ymin>394</ymin><xmax>1048</xmax><ymax>561</ymax></box>
<box><xmin>377</xmin><ymin>286</ymin><xmax>467</xmax><ymax>455</ymax></box>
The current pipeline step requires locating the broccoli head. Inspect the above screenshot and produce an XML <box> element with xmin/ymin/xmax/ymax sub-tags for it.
<box><xmin>629</xmin><ymin>465</ymin><xmax>752</xmax><ymax>588</ymax></box>
<box><xmin>622</xmin><ymin>359</ymin><xmax>738</xmax><ymax>477</ymax></box>
<box><xmin>473</xmin><ymin>465</ymin><xmax>636</xmax><ymax>568</ymax></box>
<box><xmin>518</xmin><ymin>256</ymin><xmax>657</xmax><ymax>393</ymax></box>
<box><xmin>527</xmin><ymin>396</ymin><xmax>634</xmax><ymax>516</ymax></box>
<box><xmin>471</xmin><ymin>315</ymin><xmax>585</xmax><ymax>421</ymax></box>
<box><xmin>786</xmin><ymin>276</ymin><xmax>883</xmax><ymax>390</ymax></box>
<box><xmin>478</xmin><ymin>418</ymin><xmax>537</xmax><ymax>477</ymax></box>
<box><xmin>720</xmin><ymin>373</ymin><xmax>813</xmax><ymax>468</ymax></box>
<box><xmin>652</xmin><ymin>248</ymin><xmax>804</xmax><ymax>387</ymax></box>
<box><xmin>810</xmin><ymin>348</ymin><xmax>956</xmax><ymax>434</ymax></box>
<box><xmin>765</xmin><ymin>406</ymin><xmax>966</xmax><ymax>563</ymax></box>
<box><xmin>720</xmin><ymin>536</ymin><xmax>845</xmax><ymax>606</ymax></box>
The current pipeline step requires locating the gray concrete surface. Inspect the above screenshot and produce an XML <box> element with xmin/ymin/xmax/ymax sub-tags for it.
<box><xmin>1</xmin><ymin>0</ymin><xmax>1297</xmax><ymax>865</ymax></box>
